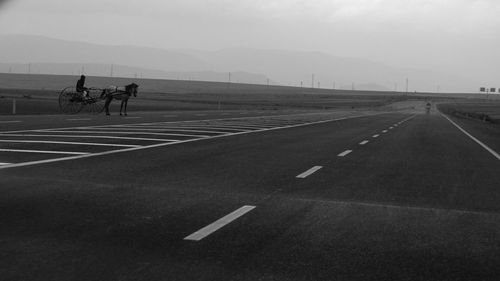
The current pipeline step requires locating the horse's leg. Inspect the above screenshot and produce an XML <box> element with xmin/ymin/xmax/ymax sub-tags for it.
<box><xmin>124</xmin><ymin>100</ymin><xmax>128</xmax><ymax>116</ymax></box>
<box><xmin>104</xmin><ymin>97</ymin><xmax>111</xmax><ymax>116</ymax></box>
<box><xmin>120</xmin><ymin>100</ymin><xmax>124</xmax><ymax>116</ymax></box>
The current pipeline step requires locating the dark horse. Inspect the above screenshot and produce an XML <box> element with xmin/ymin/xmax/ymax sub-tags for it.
<box><xmin>101</xmin><ymin>83</ymin><xmax>139</xmax><ymax>116</ymax></box>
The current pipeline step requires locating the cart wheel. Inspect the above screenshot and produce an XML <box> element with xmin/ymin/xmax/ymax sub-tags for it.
<box><xmin>85</xmin><ymin>89</ymin><xmax>105</xmax><ymax>114</ymax></box>
<box><xmin>59</xmin><ymin>87</ymin><xmax>83</xmax><ymax>114</ymax></box>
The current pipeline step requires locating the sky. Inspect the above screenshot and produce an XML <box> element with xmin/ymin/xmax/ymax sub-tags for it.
<box><xmin>1</xmin><ymin>0</ymin><xmax>499</xmax><ymax>85</ymax></box>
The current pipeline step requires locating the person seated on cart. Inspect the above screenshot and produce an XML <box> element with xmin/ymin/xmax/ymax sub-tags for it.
<box><xmin>76</xmin><ymin>75</ymin><xmax>89</xmax><ymax>99</ymax></box>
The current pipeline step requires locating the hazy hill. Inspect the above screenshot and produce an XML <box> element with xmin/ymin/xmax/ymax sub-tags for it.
<box><xmin>0</xmin><ymin>34</ymin><xmax>479</xmax><ymax>92</ymax></box>
<box><xmin>183</xmin><ymin>48</ymin><xmax>477</xmax><ymax>93</ymax></box>
<box><xmin>0</xmin><ymin>63</ymin><xmax>272</xmax><ymax>85</ymax></box>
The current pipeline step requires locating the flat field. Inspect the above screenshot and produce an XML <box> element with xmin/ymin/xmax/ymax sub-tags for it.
<box><xmin>1</xmin><ymin>73</ymin><xmax>436</xmax><ymax>115</ymax></box>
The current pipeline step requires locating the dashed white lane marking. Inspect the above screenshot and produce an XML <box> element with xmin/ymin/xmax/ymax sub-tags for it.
<box><xmin>372</xmin><ymin>134</ymin><xmax>380</xmax><ymax>138</ymax></box>
<box><xmin>0</xmin><ymin>149</ymin><xmax>88</xmax><ymax>155</ymax></box>
<box><xmin>389</xmin><ymin>127</ymin><xmax>394</xmax><ymax>129</ymax></box>
<box><xmin>296</xmin><ymin>166</ymin><xmax>323</xmax><ymax>178</ymax></box>
<box><xmin>0</xmin><ymin>121</ymin><xmax>22</xmax><ymax>124</ymax></box>
<box><xmin>359</xmin><ymin>140</ymin><xmax>369</xmax><ymax>145</ymax></box>
<box><xmin>382</xmin><ymin>130</ymin><xmax>388</xmax><ymax>133</ymax></box>
<box><xmin>184</xmin><ymin>205</ymin><xmax>256</xmax><ymax>241</ymax></box>
<box><xmin>442</xmin><ymin>114</ymin><xmax>500</xmax><ymax>161</ymax></box>
<box><xmin>338</xmin><ymin>150</ymin><xmax>353</xmax><ymax>157</ymax></box>
<box><xmin>67</xmin><ymin>118</ymin><xmax>91</xmax><ymax>121</ymax></box>
<box><xmin>0</xmin><ymin>139</ymin><xmax>140</xmax><ymax>148</ymax></box>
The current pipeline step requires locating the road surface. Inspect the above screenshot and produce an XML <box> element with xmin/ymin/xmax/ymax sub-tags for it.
<box><xmin>1</xmin><ymin>105</ymin><xmax>500</xmax><ymax>281</ymax></box>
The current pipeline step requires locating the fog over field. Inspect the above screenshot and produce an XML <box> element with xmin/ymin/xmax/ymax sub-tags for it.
<box><xmin>0</xmin><ymin>0</ymin><xmax>499</xmax><ymax>93</ymax></box>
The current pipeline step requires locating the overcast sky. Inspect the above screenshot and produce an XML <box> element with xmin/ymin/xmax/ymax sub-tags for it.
<box><xmin>1</xmin><ymin>0</ymin><xmax>499</xmax><ymax>83</ymax></box>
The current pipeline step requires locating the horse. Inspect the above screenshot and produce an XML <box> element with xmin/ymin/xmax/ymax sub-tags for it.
<box><xmin>101</xmin><ymin>83</ymin><xmax>139</xmax><ymax>116</ymax></box>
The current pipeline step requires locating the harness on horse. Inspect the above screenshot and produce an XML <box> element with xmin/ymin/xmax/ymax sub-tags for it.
<box><xmin>103</xmin><ymin>86</ymin><xmax>129</xmax><ymax>100</ymax></box>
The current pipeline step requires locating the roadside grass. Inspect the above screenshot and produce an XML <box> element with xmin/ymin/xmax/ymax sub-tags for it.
<box><xmin>438</xmin><ymin>102</ymin><xmax>500</xmax><ymax>124</ymax></box>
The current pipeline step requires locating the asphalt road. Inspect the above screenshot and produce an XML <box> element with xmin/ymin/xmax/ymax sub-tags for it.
<box><xmin>1</xmin><ymin>106</ymin><xmax>500</xmax><ymax>281</ymax></box>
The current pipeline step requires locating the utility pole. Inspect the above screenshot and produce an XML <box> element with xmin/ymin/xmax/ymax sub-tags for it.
<box><xmin>300</xmin><ymin>81</ymin><xmax>303</xmax><ymax>88</ymax></box>
<box><xmin>311</xmin><ymin>73</ymin><xmax>315</xmax><ymax>88</ymax></box>
<box><xmin>317</xmin><ymin>81</ymin><xmax>320</xmax><ymax>89</ymax></box>
<box><xmin>405</xmin><ymin>78</ymin><xmax>409</xmax><ymax>95</ymax></box>
<box><xmin>228</xmin><ymin>72</ymin><xmax>231</xmax><ymax>83</ymax></box>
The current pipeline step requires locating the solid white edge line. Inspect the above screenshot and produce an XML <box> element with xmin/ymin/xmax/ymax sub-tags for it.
<box><xmin>338</xmin><ymin>150</ymin><xmax>353</xmax><ymax>157</ymax></box>
<box><xmin>296</xmin><ymin>166</ymin><xmax>323</xmax><ymax>178</ymax></box>
<box><xmin>0</xmin><ymin>113</ymin><xmax>385</xmax><ymax>170</ymax></box>
<box><xmin>184</xmin><ymin>205</ymin><xmax>256</xmax><ymax>241</ymax></box>
<box><xmin>441</xmin><ymin>113</ymin><xmax>500</xmax><ymax>161</ymax></box>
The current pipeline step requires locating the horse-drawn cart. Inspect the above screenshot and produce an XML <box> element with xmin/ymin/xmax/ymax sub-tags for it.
<box><xmin>59</xmin><ymin>83</ymin><xmax>138</xmax><ymax>115</ymax></box>
<box><xmin>58</xmin><ymin>87</ymin><xmax>105</xmax><ymax>114</ymax></box>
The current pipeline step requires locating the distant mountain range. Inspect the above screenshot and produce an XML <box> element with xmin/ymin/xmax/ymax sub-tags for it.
<box><xmin>0</xmin><ymin>34</ymin><xmax>479</xmax><ymax>92</ymax></box>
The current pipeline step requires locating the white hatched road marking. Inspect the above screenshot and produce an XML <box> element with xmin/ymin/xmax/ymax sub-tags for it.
<box><xmin>0</xmin><ymin>134</ymin><xmax>178</xmax><ymax>142</ymax></box>
<box><xmin>0</xmin><ymin>149</ymin><xmax>88</xmax><ymax>155</ymax></box>
<box><xmin>115</xmin><ymin>125</ymin><xmax>250</xmax><ymax>132</ymax></box>
<box><xmin>338</xmin><ymin>150</ymin><xmax>353</xmax><ymax>157</ymax></box>
<box><xmin>0</xmin><ymin>139</ymin><xmax>140</xmax><ymax>148</ymax></box>
<box><xmin>296</xmin><ymin>166</ymin><xmax>323</xmax><ymax>178</ymax></box>
<box><xmin>442</xmin><ymin>114</ymin><xmax>500</xmax><ymax>161</ymax></box>
<box><xmin>0</xmin><ymin>113</ymin><xmax>385</xmax><ymax>170</ymax></box>
<box><xmin>184</xmin><ymin>205</ymin><xmax>256</xmax><ymax>241</ymax></box>
<box><xmin>32</xmin><ymin>130</ymin><xmax>202</xmax><ymax>139</ymax></box>
<box><xmin>71</xmin><ymin>127</ymin><xmax>230</xmax><ymax>134</ymax></box>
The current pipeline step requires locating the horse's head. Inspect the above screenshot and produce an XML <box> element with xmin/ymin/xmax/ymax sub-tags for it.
<box><xmin>126</xmin><ymin>83</ymin><xmax>139</xmax><ymax>97</ymax></box>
